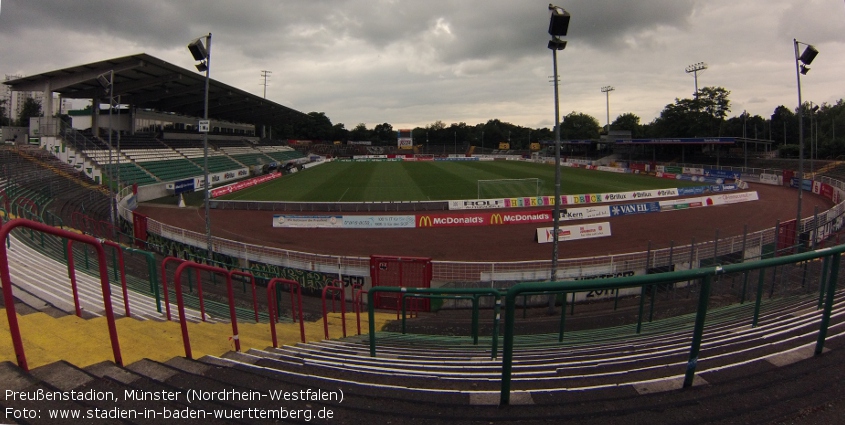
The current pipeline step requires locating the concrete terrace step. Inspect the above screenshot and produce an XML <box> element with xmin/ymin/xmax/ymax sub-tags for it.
<box><xmin>0</xmin><ymin>309</ymin><xmax>378</xmax><ymax>370</ymax></box>
<box><xmin>5</xmin><ymin>233</ymin><xmax>208</xmax><ymax>323</ymax></box>
<box><xmin>11</xmin><ymin>228</ymin><xmax>279</xmax><ymax>325</ymax></box>
<box><xmin>203</xmin><ymin>291</ymin><xmax>845</xmax><ymax>395</ymax></box>
<box><xmin>0</xmin><ymin>311</ymin><xmax>844</xmax><ymax>423</ymax></box>
<box><xmin>284</xmin><ymin>292</ymin><xmax>833</xmax><ymax>368</ymax></box>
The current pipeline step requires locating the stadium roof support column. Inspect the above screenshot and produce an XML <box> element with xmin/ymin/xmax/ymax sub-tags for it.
<box><xmin>42</xmin><ymin>81</ymin><xmax>52</xmax><ymax>118</ymax></box>
<box><xmin>92</xmin><ymin>96</ymin><xmax>100</xmax><ymax>137</ymax></box>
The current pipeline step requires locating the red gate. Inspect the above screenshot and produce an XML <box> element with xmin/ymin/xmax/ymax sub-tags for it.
<box><xmin>369</xmin><ymin>255</ymin><xmax>432</xmax><ymax>311</ymax></box>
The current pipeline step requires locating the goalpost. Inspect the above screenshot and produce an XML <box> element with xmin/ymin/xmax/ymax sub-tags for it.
<box><xmin>477</xmin><ymin>178</ymin><xmax>543</xmax><ymax>199</ymax></box>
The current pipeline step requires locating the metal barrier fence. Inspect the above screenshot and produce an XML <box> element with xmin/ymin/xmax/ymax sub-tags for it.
<box><xmin>114</xmin><ymin>170</ymin><xmax>845</xmax><ymax>294</ymax></box>
<box><xmin>122</xmin><ymin>196</ymin><xmax>844</xmax><ymax>288</ymax></box>
<box><xmin>365</xmin><ymin>242</ymin><xmax>845</xmax><ymax>405</ymax></box>
<box><xmin>210</xmin><ymin>199</ymin><xmax>450</xmax><ymax>212</ymax></box>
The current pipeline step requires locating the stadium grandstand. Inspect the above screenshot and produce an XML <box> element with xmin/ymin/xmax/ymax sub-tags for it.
<box><xmin>3</xmin><ymin>52</ymin><xmax>845</xmax><ymax>424</ymax></box>
<box><xmin>3</xmin><ymin>53</ymin><xmax>312</xmax><ymax>201</ymax></box>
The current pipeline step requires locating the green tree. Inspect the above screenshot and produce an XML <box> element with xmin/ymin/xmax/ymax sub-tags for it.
<box><xmin>560</xmin><ymin>112</ymin><xmax>601</xmax><ymax>139</ymax></box>
<box><xmin>331</xmin><ymin>123</ymin><xmax>348</xmax><ymax>141</ymax></box>
<box><xmin>651</xmin><ymin>86</ymin><xmax>732</xmax><ymax>138</ymax></box>
<box><xmin>349</xmin><ymin>123</ymin><xmax>372</xmax><ymax>141</ymax></box>
<box><xmin>610</xmin><ymin>113</ymin><xmax>643</xmax><ymax>138</ymax></box>
<box><xmin>0</xmin><ymin>98</ymin><xmax>8</xmax><ymax>126</ymax></box>
<box><xmin>815</xmin><ymin>100</ymin><xmax>845</xmax><ymax>158</ymax></box>
<box><xmin>697</xmin><ymin>86</ymin><xmax>731</xmax><ymax>122</ymax></box>
<box><xmin>373</xmin><ymin>123</ymin><xmax>395</xmax><ymax>144</ymax></box>
<box><xmin>770</xmin><ymin>105</ymin><xmax>796</xmax><ymax>145</ymax></box>
<box><xmin>722</xmin><ymin>112</ymin><xmax>766</xmax><ymax>139</ymax></box>
<box><xmin>18</xmin><ymin>97</ymin><xmax>42</xmax><ymax>126</ymax></box>
<box><xmin>476</xmin><ymin>119</ymin><xmax>506</xmax><ymax>149</ymax></box>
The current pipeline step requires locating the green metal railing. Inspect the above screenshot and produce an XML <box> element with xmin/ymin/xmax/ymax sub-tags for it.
<box><xmin>368</xmin><ymin>287</ymin><xmax>502</xmax><ymax>359</ymax></box>
<box><xmin>364</xmin><ymin>244</ymin><xmax>845</xmax><ymax>406</ymax></box>
<box><xmin>499</xmin><ymin>245</ymin><xmax>844</xmax><ymax>405</ymax></box>
<box><xmin>121</xmin><ymin>246</ymin><xmax>162</xmax><ymax>313</ymax></box>
<box><xmin>398</xmin><ymin>292</ymin><xmax>501</xmax><ymax>356</ymax></box>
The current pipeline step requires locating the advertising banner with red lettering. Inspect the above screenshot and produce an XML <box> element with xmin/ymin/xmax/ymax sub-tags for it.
<box><xmin>782</xmin><ymin>169</ymin><xmax>794</xmax><ymax>186</ymax></box>
<box><xmin>536</xmin><ymin>222</ymin><xmax>612</xmax><ymax>243</ymax></box>
<box><xmin>629</xmin><ymin>163</ymin><xmax>648</xmax><ymax>173</ymax></box>
<box><xmin>416</xmin><ymin>211</ymin><xmax>553</xmax><ymax>228</ymax></box>
<box><xmin>273</xmin><ymin>215</ymin><xmax>343</xmax><ymax>228</ymax></box>
<box><xmin>819</xmin><ymin>182</ymin><xmax>835</xmax><ymax>202</ymax></box>
<box><xmin>210</xmin><ymin>173</ymin><xmax>282</xmax><ymax>198</ymax></box>
<box><xmin>708</xmin><ymin>191</ymin><xmax>759</xmax><ymax>205</ymax></box>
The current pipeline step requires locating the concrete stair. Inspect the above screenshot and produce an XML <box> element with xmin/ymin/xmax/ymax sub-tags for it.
<box><xmin>0</xmin><ymin>309</ymin><xmax>391</xmax><ymax>370</ymax></box>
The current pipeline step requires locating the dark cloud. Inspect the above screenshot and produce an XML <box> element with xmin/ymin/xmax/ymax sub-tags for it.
<box><xmin>0</xmin><ymin>0</ymin><xmax>842</xmax><ymax>129</ymax></box>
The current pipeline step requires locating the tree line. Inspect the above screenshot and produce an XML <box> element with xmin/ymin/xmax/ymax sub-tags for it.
<box><xmin>6</xmin><ymin>87</ymin><xmax>845</xmax><ymax>159</ymax></box>
<box><xmin>283</xmin><ymin>87</ymin><xmax>845</xmax><ymax>158</ymax></box>
<box><xmin>0</xmin><ymin>97</ymin><xmax>42</xmax><ymax>127</ymax></box>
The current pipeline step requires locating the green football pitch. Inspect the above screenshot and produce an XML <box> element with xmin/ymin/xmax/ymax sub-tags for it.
<box><xmin>216</xmin><ymin>160</ymin><xmax>703</xmax><ymax>202</ymax></box>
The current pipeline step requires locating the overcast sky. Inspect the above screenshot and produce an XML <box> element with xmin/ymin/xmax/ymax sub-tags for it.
<box><xmin>1</xmin><ymin>0</ymin><xmax>843</xmax><ymax>131</ymax></box>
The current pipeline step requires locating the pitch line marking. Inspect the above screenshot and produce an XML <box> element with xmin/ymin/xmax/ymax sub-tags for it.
<box><xmin>338</xmin><ymin>187</ymin><xmax>350</xmax><ymax>202</ymax></box>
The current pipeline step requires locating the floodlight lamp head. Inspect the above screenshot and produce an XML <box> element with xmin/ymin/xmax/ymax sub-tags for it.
<box><xmin>548</xmin><ymin>5</ymin><xmax>570</xmax><ymax>37</ymax></box>
<box><xmin>195</xmin><ymin>61</ymin><xmax>208</xmax><ymax>73</ymax></box>
<box><xmin>188</xmin><ymin>37</ymin><xmax>208</xmax><ymax>61</ymax></box>
<box><xmin>800</xmin><ymin>64</ymin><xmax>810</xmax><ymax>75</ymax></box>
<box><xmin>548</xmin><ymin>37</ymin><xmax>567</xmax><ymax>51</ymax></box>
<box><xmin>799</xmin><ymin>44</ymin><xmax>818</xmax><ymax>66</ymax></box>
<box><xmin>97</xmin><ymin>74</ymin><xmax>111</xmax><ymax>90</ymax></box>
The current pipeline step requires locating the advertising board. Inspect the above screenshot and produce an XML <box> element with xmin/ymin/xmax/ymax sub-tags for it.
<box><xmin>536</xmin><ymin>222</ymin><xmax>611</xmax><ymax>243</ymax></box>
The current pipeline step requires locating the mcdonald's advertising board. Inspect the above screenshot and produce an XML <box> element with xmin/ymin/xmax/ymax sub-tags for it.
<box><xmin>416</xmin><ymin>211</ymin><xmax>552</xmax><ymax>228</ymax></box>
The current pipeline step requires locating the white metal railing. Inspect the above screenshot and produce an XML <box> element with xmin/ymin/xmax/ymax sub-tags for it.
<box><xmin>117</xmin><ymin>174</ymin><xmax>845</xmax><ymax>286</ymax></box>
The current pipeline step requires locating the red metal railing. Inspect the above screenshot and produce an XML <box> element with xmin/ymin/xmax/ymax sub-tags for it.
<box><xmin>102</xmin><ymin>239</ymin><xmax>130</xmax><ymax>317</ymax></box>
<box><xmin>321</xmin><ymin>285</ymin><xmax>346</xmax><ymax>340</ymax></box>
<box><xmin>0</xmin><ymin>189</ymin><xmax>9</xmax><ymax>212</ymax></box>
<box><xmin>230</xmin><ymin>270</ymin><xmax>260</xmax><ymax>322</ymax></box>
<box><xmin>172</xmin><ymin>261</ymin><xmax>242</xmax><ymax>359</ymax></box>
<box><xmin>267</xmin><ymin>278</ymin><xmax>305</xmax><ymax>346</ymax></box>
<box><xmin>160</xmin><ymin>256</ymin><xmax>201</xmax><ymax>321</ymax></box>
<box><xmin>353</xmin><ymin>285</ymin><xmax>367</xmax><ymax>335</ymax></box>
<box><xmin>0</xmin><ymin>219</ymin><xmax>122</xmax><ymax>371</ymax></box>
<box><xmin>64</xmin><ymin>240</ymin><xmax>84</xmax><ymax>317</ymax></box>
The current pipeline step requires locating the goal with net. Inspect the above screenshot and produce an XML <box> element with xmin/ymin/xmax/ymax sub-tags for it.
<box><xmin>477</xmin><ymin>178</ymin><xmax>543</xmax><ymax>199</ymax></box>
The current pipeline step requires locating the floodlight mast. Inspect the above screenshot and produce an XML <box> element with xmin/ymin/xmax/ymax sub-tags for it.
<box><xmin>794</xmin><ymin>39</ymin><xmax>819</xmax><ymax>236</ymax></box>
<box><xmin>601</xmin><ymin>86</ymin><xmax>614</xmax><ymax>132</ymax></box>
<box><xmin>261</xmin><ymin>70</ymin><xmax>271</xmax><ymax>99</ymax></box>
<box><xmin>105</xmin><ymin>71</ymin><xmax>116</xmax><ymax>226</ymax></box>
<box><xmin>188</xmin><ymin>33</ymin><xmax>214</xmax><ymax>262</ymax></box>
<box><xmin>685</xmin><ymin>62</ymin><xmax>707</xmax><ymax>98</ymax></box>
<box><xmin>548</xmin><ymin>4</ymin><xmax>569</xmax><ymax>315</ymax></box>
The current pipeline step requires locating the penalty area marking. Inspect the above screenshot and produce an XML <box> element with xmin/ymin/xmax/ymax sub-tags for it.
<box><xmin>338</xmin><ymin>187</ymin><xmax>350</xmax><ymax>202</ymax></box>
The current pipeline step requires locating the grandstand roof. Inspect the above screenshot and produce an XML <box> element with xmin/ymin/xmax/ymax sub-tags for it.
<box><xmin>3</xmin><ymin>53</ymin><xmax>311</xmax><ymax>129</ymax></box>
